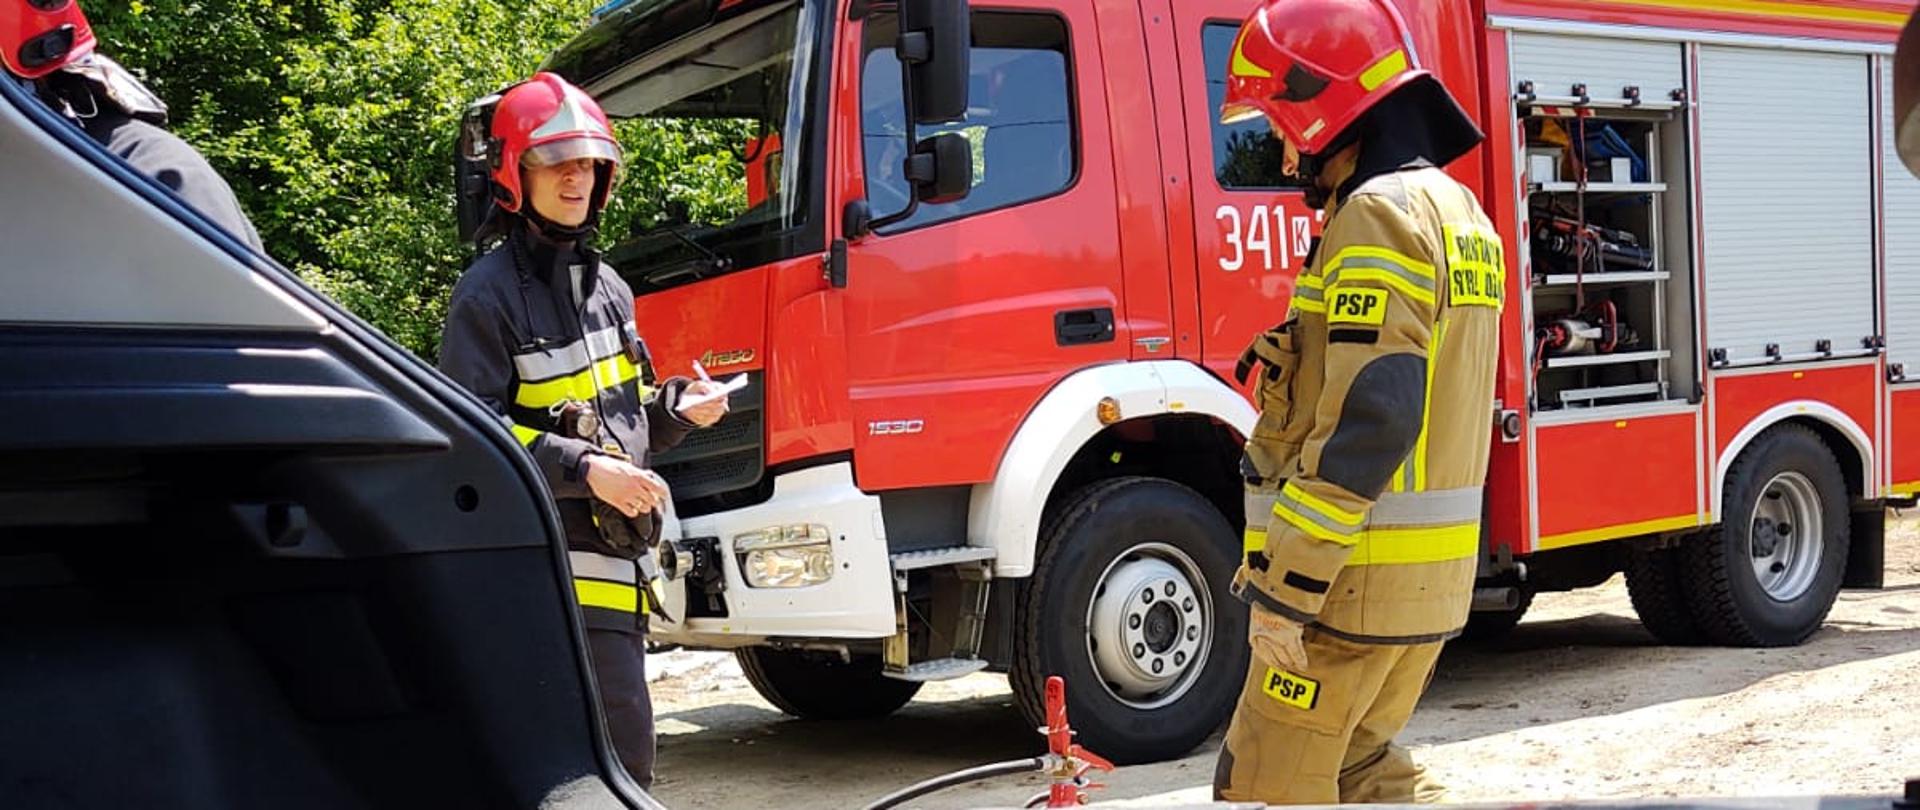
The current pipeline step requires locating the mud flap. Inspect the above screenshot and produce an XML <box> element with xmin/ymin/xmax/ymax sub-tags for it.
<box><xmin>1843</xmin><ymin>504</ymin><xmax>1885</xmax><ymax>590</ymax></box>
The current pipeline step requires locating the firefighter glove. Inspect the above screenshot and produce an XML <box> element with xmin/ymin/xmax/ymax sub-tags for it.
<box><xmin>1248</xmin><ymin>601</ymin><xmax>1309</xmax><ymax>673</ymax></box>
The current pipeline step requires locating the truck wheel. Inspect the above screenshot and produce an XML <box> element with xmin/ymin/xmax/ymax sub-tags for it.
<box><xmin>736</xmin><ymin>647</ymin><xmax>921</xmax><ymax>720</ymax></box>
<box><xmin>1682</xmin><ymin>425</ymin><xmax>1850</xmax><ymax>647</ymax></box>
<box><xmin>1459</xmin><ymin>589</ymin><xmax>1533</xmax><ymax>642</ymax></box>
<box><xmin>1625</xmin><ymin>542</ymin><xmax>1706</xmax><ymax>645</ymax></box>
<box><xmin>1011</xmin><ymin>477</ymin><xmax>1248</xmax><ymax>765</ymax></box>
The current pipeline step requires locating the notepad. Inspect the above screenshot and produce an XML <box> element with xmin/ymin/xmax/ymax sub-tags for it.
<box><xmin>674</xmin><ymin>373</ymin><xmax>748</xmax><ymax>412</ymax></box>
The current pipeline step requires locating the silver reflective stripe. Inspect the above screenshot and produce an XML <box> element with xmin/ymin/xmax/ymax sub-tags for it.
<box><xmin>1369</xmin><ymin>486</ymin><xmax>1482</xmax><ymax>527</ymax></box>
<box><xmin>1245</xmin><ymin>488</ymin><xmax>1280</xmax><ymax>532</ymax></box>
<box><xmin>513</xmin><ymin>340</ymin><xmax>592</xmax><ymax>383</ymax></box>
<box><xmin>583</xmin><ymin>323</ymin><xmax>626</xmax><ymax>363</ymax></box>
<box><xmin>1295</xmin><ymin>285</ymin><xmax>1324</xmax><ymax>303</ymax></box>
<box><xmin>512</xmin><ymin>324</ymin><xmax>627</xmax><ymax>382</ymax></box>
<box><xmin>1272</xmin><ymin>487</ymin><xmax>1361</xmax><ymax>537</ymax></box>
<box><xmin>1328</xmin><ymin>256</ymin><xmax>1436</xmax><ymax>292</ymax></box>
<box><xmin>1399</xmin><ymin>459</ymin><xmax>1416</xmax><ymax>493</ymax></box>
<box><xmin>569</xmin><ymin>550</ymin><xmax>637</xmax><ymax>583</ymax></box>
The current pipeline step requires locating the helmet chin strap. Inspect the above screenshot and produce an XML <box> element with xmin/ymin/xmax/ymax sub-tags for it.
<box><xmin>1295</xmin><ymin>150</ymin><xmax>1333</xmax><ymax>210</ymax></box>
<box><xmin>1292</xmin><ymin>121</ymin><xmax>1365</xmax><ymax>211</ymax></box>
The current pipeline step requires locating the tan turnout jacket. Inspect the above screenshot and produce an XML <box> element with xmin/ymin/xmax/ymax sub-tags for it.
<box><xmin>1237</xmin><ymin>165</ymin><xmax>1504</xmax><ymax>643</ymax></box>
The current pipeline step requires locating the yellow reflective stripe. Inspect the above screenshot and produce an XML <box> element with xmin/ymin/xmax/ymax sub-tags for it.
<box><xmin>1244</xmin><ymin>526</ymin><xmax>1267</xmax><ymax>554</ymax></box>
<box><xmin>574</xmin><ymin>578</ymin><xmax>645</xmax><ymax>613</ymax></box>
<box><xmin>1327</xmin><ymin>245</ymin><xmax>1435</xmax><ymax>278</ymax></box>
<box><xmin>1326</xmin><ymin>245</ymin><xmax>1437</xmax><ymax>307</ymax></box>
<box><xmin>1272</xmin><ymin>501</ymin><xmax>1360</xmax><ymax>545</ymax></box>
<box><xmin>1413</xmin><ymin>318</ymin><xmax>1444</xmax><ymax>492</ymax></box>
<box><xmin>1350</xmin><ymin>521</ymin><xmax>1479</xmax><ymax>565</ymax></box>
<box><xmin>1890</xmin><ymin>480</ymin><xmax>1920</xmax><ymax>497</ymax></box>
<box><xmin>511</xmin><ymin>424</ymin><xmax>542</xmax><ymax>447</ymax></box>
<box><xmin>1228</xmin><ymin>24</ymin><xmax>1273</xmax><ymax>78</ymax></box>
<box><xmin>1537</xmin><ymin>514</ymin><xmax>1702</xmax><ymax>551</ymax></box>
<box><xmin>513</xmin><ymin>353</ymin><xmax>639</xmax><ymax>409</ymax></box>
<box><xmin>1584</xmin><ymin>0</ymin><xmax>1902</xmax><ymax>29</ymax></box>
<box><xmin>1293</xmin><ymin>274</ymin><xmax>1326</xmax><ymax>315</ymax></box>
<box><xmin>1359</xmin><ymin>49</ymin><xmax>1409</xmax><ymax>92</ymax></box>
<box><xmin>1281</xmin><ymin>481</ymin><xmax>1364</xmax><ymax>525</ymax></box>
<box><xmin>1388</xmin><ymin>461</ymin><xmax>1407</xmax><ymax>493</ymax></box>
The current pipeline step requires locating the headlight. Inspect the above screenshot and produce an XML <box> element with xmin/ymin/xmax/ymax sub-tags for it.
<box><xmin>735</xmin><ymin>524</ymin><xmax>834</xmax><ymax>588</ymax></box>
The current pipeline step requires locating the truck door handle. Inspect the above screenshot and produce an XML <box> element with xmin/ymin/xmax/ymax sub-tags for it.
<box><xmin>1055</xmin><ymin>308</ymin><xmax>1115</xmax><ymax>347</ymax></box>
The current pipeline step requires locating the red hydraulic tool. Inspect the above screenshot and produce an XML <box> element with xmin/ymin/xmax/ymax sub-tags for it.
<box><xmin>862</xmin><ymin>675</ymin><xmax>1113</xmax><ymax>810</ymax></box>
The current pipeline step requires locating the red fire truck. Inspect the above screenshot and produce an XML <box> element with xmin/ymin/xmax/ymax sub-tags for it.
<box><xmin>544</xmin><ymin>0</ymin><xmax>1918</xmax><ymax>763</ymax></box>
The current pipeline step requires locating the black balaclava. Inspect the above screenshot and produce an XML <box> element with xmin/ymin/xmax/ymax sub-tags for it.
<box><xmin>1295</xmin><ymin>76</ymin><xmax>1486</xmax><ymax>209</ymax></box>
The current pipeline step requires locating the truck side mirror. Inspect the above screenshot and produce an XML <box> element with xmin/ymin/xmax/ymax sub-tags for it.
<box><xmin>898</xmin><ymin>0</ymin><xmax>969</xmax><ymax>125</ymax></box>
<box><xmin>906</xmin><ymin>132</ymin><xmax>973</xmax><ymax>204</ymax></box>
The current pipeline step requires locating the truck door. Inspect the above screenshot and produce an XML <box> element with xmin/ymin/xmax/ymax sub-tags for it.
<box><xmin>842</xmin><ymin>0</ymin><xmax>1128</xmax><ymax>491</ymax></box>
<box><xmin>0</xmin><ymin>73</ymin><xmax>640</xmax><ymax>807</ymax></box>
<box><xmin>1164</xmin><ymin>0</ymin><xmax>1319</xmax><ymax>387</ymax></box>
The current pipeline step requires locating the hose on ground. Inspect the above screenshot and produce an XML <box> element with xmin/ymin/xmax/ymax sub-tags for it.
<box><xmin>862</xmin><ymin>757</ymin><xmax>1048</xmax><ymax>810</ymax></box>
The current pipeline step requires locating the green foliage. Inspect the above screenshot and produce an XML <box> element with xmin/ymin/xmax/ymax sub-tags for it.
<box><xmin>88</xmin><ymin>1</ymin><xmax>747</xmax><ymax>359</ymax></box>
<box><xmin>1217</xmin><ymin>129</ymin><xmax>1290</xmax><ymax>190</ymax></box>
<box><xmin>600</xmin><ymin>117</ymin><xmax>756</xmax><ymax>242</ymax></box>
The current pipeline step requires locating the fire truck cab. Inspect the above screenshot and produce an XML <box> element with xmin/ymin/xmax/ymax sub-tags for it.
<box><xmin>547</xmin><ymin>0</ymin><xmax>1917</xmax><ymax>763</ymax></box>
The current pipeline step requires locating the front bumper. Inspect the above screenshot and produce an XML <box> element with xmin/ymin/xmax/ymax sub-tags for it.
<box><xmin>649</xmin><ymin>462</ymin><xmax>896</xmax><ymax>646</ymax></box>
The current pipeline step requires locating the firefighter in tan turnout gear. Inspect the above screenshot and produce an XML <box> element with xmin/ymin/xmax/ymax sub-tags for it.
<box><xmin>1211</xmin><ymin>0</ymin><xmax>1504</xmax><ymax>803</ymax></box>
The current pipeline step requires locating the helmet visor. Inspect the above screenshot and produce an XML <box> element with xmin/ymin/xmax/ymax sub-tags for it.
<box><xmin>521</xmin><ymin>137</ymin><xmax>622</xmax><ymax>169</ymax></box>
<box><xmin>1218</xmin><ymin>101</ymin><xmax>1266</xmax><ymax>126</ymax></box>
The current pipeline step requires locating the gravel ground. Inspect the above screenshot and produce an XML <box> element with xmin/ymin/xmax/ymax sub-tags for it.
<box><xmin>638</xmin><ymin>518</ymin><xmax>1920</xmax><ymax>809</ymax></box>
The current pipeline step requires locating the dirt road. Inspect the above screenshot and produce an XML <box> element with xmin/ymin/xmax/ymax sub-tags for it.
<box><xmin>642</xmin><ymin>520</ymin><xmax>1920</xmax><ymax>808</ymax></box>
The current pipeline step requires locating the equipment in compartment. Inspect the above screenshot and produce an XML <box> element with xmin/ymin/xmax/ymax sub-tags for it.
<box><xmin>1531</xmin><ymin>213</ymin><xmax>1656</xmax><ymax>276</ymax></box>
<box><xmin>1519</xmin><ymin>101</ymin><xmax>1684</xmax><ymax>412</ymax></box>
<box><xmin>1575</xmin><ymin>121</ymin><xmax>1648</xmax><ymax>183</ymax></box>
<box><xmin>1532</xmin><ymin>298</ymin><xmax>1641</xmax><ymax>383</ymax></box>
<box><xmin>1537</xmin><ymin>300</ymin><xmax>1638</xmax><ymax>358</ymax></box>
<box><xmin>1528</xmin><ymin>117</ymin><xmax>1649</xmax><ymax>184</ymax></box>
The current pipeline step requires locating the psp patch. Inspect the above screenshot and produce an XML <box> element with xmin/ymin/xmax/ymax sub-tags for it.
<box><xmin>1326</xmin><ymin>287</ymin><xmax>1388</xmax><ymax>326</ymax></box>
<box><xmin>1261</xmin><ymin>666</ymin><xmax>1321</xmax><ymax>711</ymax></box>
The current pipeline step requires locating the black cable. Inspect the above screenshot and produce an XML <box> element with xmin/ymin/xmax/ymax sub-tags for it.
<box><xmin>863</xmin><ymin>758</ymin><xmax>1047</xmax><ymax>810</ymax></box>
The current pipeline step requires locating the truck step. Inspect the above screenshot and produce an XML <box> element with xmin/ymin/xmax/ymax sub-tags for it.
<box><xmin>883</xmin><ymin>657</ymin><xmax>990</xmax><ymax>682</ymax></box>
<box><xmin>889</xmin><ymin>546</ymin><xmax>996</xmax><ymax>571</ymax></box>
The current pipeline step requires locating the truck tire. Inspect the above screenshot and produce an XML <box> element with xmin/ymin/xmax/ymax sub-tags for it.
<box><xmin>1682</xmin><ymin>425</ymin><xmax>1850</xmax><ymax>647</ymax></box>
<box><xmin>1625</xmin><ymin>542</ymin><xmax>1706</xmax><ymax>645</ymax></box>
<box><xmin>1011</xmin><ymin>477</ymin><xmax>1249</xmax><ymax>765</ymax></box>
<box><xmin>1459</xmin><ymin>588</ymin><xmax>1532</xmax><ymax>642</ymax></box>
<box><xmin>736</xmin><ymin>647</ymin><xmax>921</xmax><ymax>720</ymax></box>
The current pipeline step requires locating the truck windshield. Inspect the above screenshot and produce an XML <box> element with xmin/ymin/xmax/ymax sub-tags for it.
<box><xmin>588</xmin><ymin>2</ymin><xmax>817</xmax><ymax>293</ymax></box>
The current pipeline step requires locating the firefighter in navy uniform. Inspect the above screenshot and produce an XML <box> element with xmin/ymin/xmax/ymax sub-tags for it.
<box><xmin>1212</xmin><ymin>0</ymin><xmax>1504</xmax><ymax>803</ymax></box>
<box><xmin>2</xmin><ymin>0</ymin><xmax>263</xmax><ymax>251</ymax></box>
<box><xmin>437</xmin><ymin>72</ymin><xmax>729</xmax><ymax>789</ymax></box>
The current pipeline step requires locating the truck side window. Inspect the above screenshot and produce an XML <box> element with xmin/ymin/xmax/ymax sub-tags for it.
<box><xmin>1202</xmin><ymin>22</ymin><xmax>1294</xmax><ymax>190</ymax></box>
<box><xmin>861</xmin><ymin>12</ymin><xmax>1076</xmax><ymax>231</ymax></box>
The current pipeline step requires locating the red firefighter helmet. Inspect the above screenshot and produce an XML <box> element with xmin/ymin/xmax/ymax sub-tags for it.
<box><xmin>2</xmin><ymin>0</ymin><xmax>96</xmax><ymax>80</ymax></box>
<box><xmin>1218</xmin><ymin>0</ymin><xmax>1427</xmax><ymax>156</ymax></box>
<box><xmin>489</xmin><ymin>72</ymin><xmax>622</xmax><ymax>215</ymax></box>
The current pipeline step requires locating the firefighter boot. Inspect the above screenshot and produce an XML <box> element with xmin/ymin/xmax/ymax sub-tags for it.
<box><xmin>1212</xmin><ymin>631</ymin><xmax>1448</xmax><ymax>805</ymax></box>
